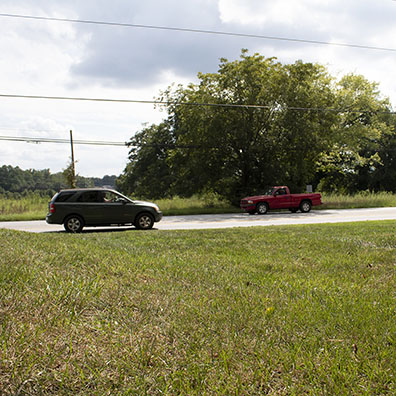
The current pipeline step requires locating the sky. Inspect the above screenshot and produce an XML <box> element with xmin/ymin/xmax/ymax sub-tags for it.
<box><xmin>1</xmin><ymin>0</ymin><xmax>396</xmax><ymax>177</ymax></box>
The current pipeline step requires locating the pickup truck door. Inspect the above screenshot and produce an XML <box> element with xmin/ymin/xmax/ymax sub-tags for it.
<box><xmin>273</xmin><ymin>188</ymin><xmax>292</xmax><ymax>209</ymax></box>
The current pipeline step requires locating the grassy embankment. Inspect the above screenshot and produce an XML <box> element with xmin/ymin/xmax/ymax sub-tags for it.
<box><xmin>1</xmin><ymin>191</ymin><xmax>396</xmax><ymax>221</ymax></box>
<box><xmin>1</xmin><ymin>221</ymin><xmax>395</xmax><ymax>394</ymax></box>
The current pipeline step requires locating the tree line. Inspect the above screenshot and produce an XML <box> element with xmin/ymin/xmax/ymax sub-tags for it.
<box><xmin>117</xmin><ymin>50</ymin><xmax>396</xmax><ymax>203</ymax></box>
<box><xmin>0</xmin><ymin>165</ymin><xmax>117</xmax><ymax>195</ymax></box>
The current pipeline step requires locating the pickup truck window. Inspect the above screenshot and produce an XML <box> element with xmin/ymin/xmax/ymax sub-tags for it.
<box><xmin>275</xmin><ymin>188</ymin><xmax>287</xmax><ymax>195</ymax></box>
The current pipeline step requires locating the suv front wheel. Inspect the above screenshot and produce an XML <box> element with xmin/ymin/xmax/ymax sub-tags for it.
<box><xmin>64</xmin><ymin>215</ymin><xmax>84</xmax><ymax>233</ymax></box>
<box><xmin>135</xmin><ymin>213</ymin><xmax>154</xmax><ymax>230</ymax></box>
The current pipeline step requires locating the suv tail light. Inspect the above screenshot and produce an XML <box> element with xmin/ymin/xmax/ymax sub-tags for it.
<box><xmin>49</xmin><ymin>203</ymin><xmax>55</xmax><ymax>213</ymax></box>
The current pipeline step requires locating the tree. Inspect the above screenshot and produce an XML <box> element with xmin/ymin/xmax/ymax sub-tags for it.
<box><xmin>315</xmin><ymin>74</ymin><xmax>394</xmax><ymax>192</ymax></box>
<box><xmin>0</xmin><ymin>165</ymin><xmax>118</xmax><ymax>194</ymax></box>
<box><xmin>119</xmin><ymin>50</ymin><xmax>396</xmax><ymax>201</ymax></box>
<box><xmin>62</xmin><ymin>158</ymin><xmax>77</xmax><ymax>189</ymax></box>
<box><xmin>117</xmin><ymin>121</ymin><xmax>176</xmax><ymax>198</ymax></box>
<box><xmin>161</xmin><ymin>51</ymin><xmax>337</xmax><ymax>200</ymax></box>
<box><xmin>362</xmin><ymin>116</ymin><xmax>396</xmax><ymax>192</ymax></box>
<box><xmin>0</xmin><ymin>165</ymin><xmax>27</xmax><ymax>192</ymax></box>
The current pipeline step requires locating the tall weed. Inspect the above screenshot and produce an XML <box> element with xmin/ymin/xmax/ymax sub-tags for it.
<box><xmin>321</xmin><ymin>191</ymin><xmax>396</xmax><ymax>209</ymax></box>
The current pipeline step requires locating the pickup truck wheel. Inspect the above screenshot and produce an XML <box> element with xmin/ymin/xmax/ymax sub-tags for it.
<box><xmin>300</xmin><ymin>200</ymin><xmax>312</xmax><ymax>213</ymax></box>
<box><xmin>256</xmin><ymin>202</ymin><xmax>268</xmax><ymax>215</ymax></box>
<box><xmin>64</xmin><ymin>215</ymin><xmax>84</xmax><ymax>233</ymax></box>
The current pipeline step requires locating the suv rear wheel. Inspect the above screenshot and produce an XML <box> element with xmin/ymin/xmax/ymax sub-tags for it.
<box><xmin>64</xmin><ymin>215</ymin><xmax>84</xmax><ymax>233</ymax></box>
<box><xmin>135</xmin><ymin>213</ymin><xmax>154</xmax><ymax>230</ymax></box>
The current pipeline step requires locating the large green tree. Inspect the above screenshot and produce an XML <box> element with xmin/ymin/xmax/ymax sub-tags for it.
<box><xmin>162</xmin><ymin>51</ymin><xmax>337</xmax><ymax>200</ymax></box>
<box><xmin>315</xmin><ymin>74</ymin><xmax>394</xmax><ymax>192</ymax></box>
<box><xmin>116</xmin><ymin>121</ymin><xmax>176</xmax><ymax>198</ymax></box>
<box><xmin>120</xmin><ymin>50</ymin><xmax>396</xmax><ymax>201</ymax></box>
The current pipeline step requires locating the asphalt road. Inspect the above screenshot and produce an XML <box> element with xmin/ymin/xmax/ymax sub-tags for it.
<box><xmin>1</xmin><ymin>207</ymin><xmax>396</xmax><ymax>233</ymax></box>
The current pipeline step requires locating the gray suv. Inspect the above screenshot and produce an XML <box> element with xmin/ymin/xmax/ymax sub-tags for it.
<box><xmin>46</xmin><ymin>188</ymin><xmax>162</xmax><ymax>232</ymax></box>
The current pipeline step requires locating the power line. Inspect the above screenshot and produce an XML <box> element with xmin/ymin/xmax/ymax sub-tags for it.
<box><xmin>0</xmin><ymin>135</ymin><xmax>212</xmax><ymax>149</ymax></box>
<box><xmin>0</xmin><ymin>93</ymin><xmax>159</xmax><ymax>105</ymax></box>
<box><xmin>1</xmin><ymin>12</ymin><xmax>396</xmax><ymax>53</ymax></box>
<box><xmin>0</xmin><ymin>93</ymin><xmax>395</xmax><ymax>115</ymax></box>
<box><xmin>0</xmin><ymin>135</ymin><xmax>127</xmax><ymax>146</ymax></box>
<box><xmin>2</xmin><ymin>135</ymin><xmax>396</xmax><ymax>153</ymax></box>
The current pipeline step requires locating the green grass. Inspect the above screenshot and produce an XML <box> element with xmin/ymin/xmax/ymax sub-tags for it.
<box><xmin>0</xmin><ymin>194</ymin><xmax>49</xmax><ymax>221</ymax></box>
<box><xmin>1</xmin><ymin>191</ymin><xmax>396</xmax><ymax>221</ymax></box>
<box><xmin>155</xmin><ymin>194</ymin><xmax>237</xmax><ymax>215</ymax></box>
<box><xmin>321</xmin><ymin>191</ymin><xmax>396</xmax><ymax>209</ymax></box>
<box><xmin>1</xmin><ymin>221</ymin><xmax>395</xmax><ymax>395</ymax></box>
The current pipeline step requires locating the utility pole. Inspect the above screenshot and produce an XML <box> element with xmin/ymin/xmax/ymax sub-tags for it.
<box><xmin>70</xmin><ymin>130</ymin><xmax>76</xmax><ymax>188</ymax></box>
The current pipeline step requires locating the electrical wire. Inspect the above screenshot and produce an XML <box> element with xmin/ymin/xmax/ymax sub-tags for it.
<box><xmin>0</xmin><ymin>135</ymin><xmax>213</xmax><ymax>149</ymax></box>
<box><xmin>1</xmin><ymin>13</ymin><xmax>396</xmax><ymax>53</ymax></box>
<box><xmin>1</xmin><ymin>93</ymin><xmax>395</xmax><ymax>114</ymax></box>
<box><xmin>0</xmin><ymin>135</ymin><xmax>127</xmax><ymax>146</ymax></box>
<box><xmin>2</xmin><ymin>135</ymin><xmax>396</xmax><ymax>153</ymax></box>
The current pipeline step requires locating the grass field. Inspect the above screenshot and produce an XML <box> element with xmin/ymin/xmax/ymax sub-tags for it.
<box><xmin>0</xmin><ymin>194</ymin><xmax>49</xmax><ymax>221</ymax></box>
<box><xmin>1</xmin><ymin>221</ymin><xmax>395</xmax><ymax>395</ymax></box>
<box><xmin>1</xmin><ymin>191</ymin><xmax>396</xmax><ymax>222</ymax></box>
<box><xmin>320</xmin><ymin>191</ymin><xmax>396</xmax><ymax>209</ymax></box>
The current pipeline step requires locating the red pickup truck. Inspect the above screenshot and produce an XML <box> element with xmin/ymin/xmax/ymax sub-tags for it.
<box><xmin>240</xmin><ymin>186</ymin><xmax>322</xmax><ymax>214</ymax></box>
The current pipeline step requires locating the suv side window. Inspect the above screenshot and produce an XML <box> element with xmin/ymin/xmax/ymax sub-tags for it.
<box><xmin>55</xmin><ymin>191</ymin><xmax>77</xmax><ymax>202</ymax></box>
<box><xmin>77</xmin><ymin>191</ymin><xmax>99</xmax><ymax>203</ymax></box>
<box><xmin>100</xmin><ymin>191</ymin><xmax>126</xmax><ymax>203</ymax></box>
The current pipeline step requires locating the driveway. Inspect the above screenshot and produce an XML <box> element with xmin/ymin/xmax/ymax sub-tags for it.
<box><xmin>1</xmin><ymin>207</ymin><xmax>396</xmax><ymax>233</ymax></box>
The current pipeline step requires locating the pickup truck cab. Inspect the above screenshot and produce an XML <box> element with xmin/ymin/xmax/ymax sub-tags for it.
<box><xmin>240</xmin><ymin>186</ymin><xmax>322</xmax><ymax>215</ymax></box>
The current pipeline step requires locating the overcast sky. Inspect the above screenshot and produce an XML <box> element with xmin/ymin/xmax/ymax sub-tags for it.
<box><xmin>1</xmin><ymin>0</ymin><xmax>395</xmax><ymax>177</ymax></box>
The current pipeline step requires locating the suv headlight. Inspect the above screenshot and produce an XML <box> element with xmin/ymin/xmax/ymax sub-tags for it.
<box><xmin>153</xmin><ymin>204</ymin><xmax>160</xmax><ymax>212</ymax></box>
